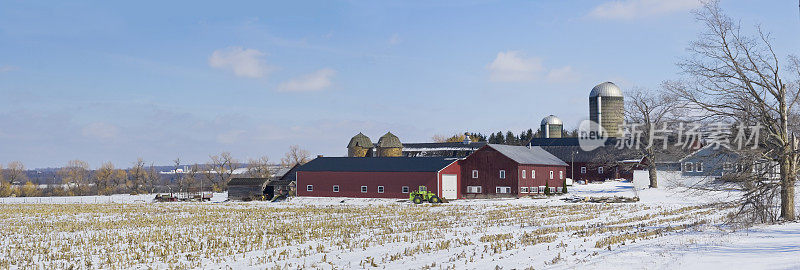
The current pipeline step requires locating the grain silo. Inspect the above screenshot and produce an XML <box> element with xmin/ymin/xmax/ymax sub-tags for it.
<box><xmin>540</xmin><ymin>115</ymin><xmax>563</xmax><ymax>138</ymax></box>
<box><xmin>589</xmin><ymin>82</ymin><xmax>624</xmax><ymax>138</ymax></box>
<box><xmin>347</xmin><ymin>132</ymin><xmax>373</xmax><ymax>157</ymax></box>
<box><xmin>376</xmin><ymin>132</ymin><xmax>403</xmax><ymax>157</ymax></box>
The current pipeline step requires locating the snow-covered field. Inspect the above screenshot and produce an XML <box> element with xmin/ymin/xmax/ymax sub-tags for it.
<box><xmin>1</xmin><ymin>181</ymin><xmax>798</xmax><ymax>269</ymax></box>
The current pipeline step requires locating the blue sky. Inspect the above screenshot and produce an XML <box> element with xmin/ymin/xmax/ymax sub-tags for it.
<box><xmin>0</xmin><ymin>0</ymin><xmax>798</xmax><ymax>168</ymax></box>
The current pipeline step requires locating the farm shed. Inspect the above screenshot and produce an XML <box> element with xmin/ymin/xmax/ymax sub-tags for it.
<box><xmin>296</xmin><ymin>157</ymin><xmax>461</xmax><ymax>199</ymax></box>
<box><xmin>528</xmin><ymin>137</ymin><xmax>642</xmax><ymax>182</ymax></box>
<box><xmin>266</xmin><ymin>164</ymin><xmax>299</xmax><ymax>198</ymax></box>
<box><xmin>460</xmin><ymin>144</ymin><xmax>568</xmax><ymax>198</ymax></box>
<box><xmin>227</xmin><ymin>178</ymin><xmax>269</xmax><ymax>201</ymax></box>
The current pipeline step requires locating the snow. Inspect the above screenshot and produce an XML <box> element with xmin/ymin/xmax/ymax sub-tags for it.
<box><xmin>575</xmin><ymin>222</ymin><xmax>800</xmax><ymax>270</ymax></box>
<box><xmin>1</xmin><ymin>180</ymin><xmax>798</xmax><ymax>269</ymax></box>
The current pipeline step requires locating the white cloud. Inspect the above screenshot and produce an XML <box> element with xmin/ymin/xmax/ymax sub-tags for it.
<box><xmin>588</xmin><ymin>0</ymin><xmax>701</xmax><ymax>20</ymax></box>
<box><xmin>0</xmin><ymin>65</ymin><xmax>18</xmax><ymax>72</ymax></box>
<box><xmin>81</xmin><ymin>122</ymin><xmax>120</xmax><ymax>140</ymax></box>
<box><xmin>208</xmin><ymin>47</ymin><xmax>271</xmax><ymax>78</ymax></box>
<box><xmin>487</xmin><ymin>51</ymin><xmax>544</xmax><ymax>82</ymax></box>
<box><xmin>216</xmin><ymin>129</ymin><xmax>245</xmax><ymax>144</ymax></box>
<box><xmin>546</xmin><ymin>66</ymin><xmax>578</xmax><ymax>83</ymax></box>
<box><xmin>388</xmin><ymin>33</ymin><xmax>401</xmax><ymax>45</ymax></box>
<box><xmin>277</xmin><ymin>68</ymin><xmax>336</xmax><ymax>92</ymax></box>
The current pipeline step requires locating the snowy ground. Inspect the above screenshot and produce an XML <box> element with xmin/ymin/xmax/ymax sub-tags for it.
<box><xmin>1</xmin><ymin>181</ymin><xmax>798</xmax><ymax>269</ymax></box>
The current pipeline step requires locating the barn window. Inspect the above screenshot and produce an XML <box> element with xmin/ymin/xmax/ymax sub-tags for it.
<box><xmin>467</xmin><ymin>186</ymin><xmax>482</xmax><ymax>193</ymax></box>
<box><xmin>539</xmin><ymin>186</ymin><xmax>546</xmax><ymax>193</ymax></box>
<box><xmin>531</xmin><ymin>187</ymin><xmax>538</xmax><ymax>193</ymax></box>
<box><xmin>559</xmin><ymin>171</ymin><xmax>564</xmax><ymax>179</ymax></box>
<box><xmin>696</xmin><ymin>162</ymin><xmax>704</xmax><ymax>172</ymax></box>
<box><xmin>402</xmin><ymin>186</ymin><xmax>410</xmax><ymax>193</ymax></box>
<box><xmin>378</xmin><ymin>186</ymin><xmax>384</xmax><ymax>193</ymax></box>
<box><xmin>598</xmin><ymin>167</ymin><xmax>604</xmax><ymax>174</ymax></box>
<box><xmin>549</xmin><ymin>187</ymin><xmax>556</xmax><ymax>193</ymax></box>
<box><xmin>361</xmin><ymin>186</ymin><xmax>368</xmax><ymax>193</ymax></box>
<box><xmin>522</xmin><ymin>170</ymin><xmax>526</xmax><ymax>179</ymax></box>
<box><xmin>520</xmin><ymin>187</ymin><xmax>528</xmax><ymax>193</ymax></box>
<box><xmin>499</xmin><ymin>170</ymin><xmax>506</xmax><ymax>179</ymax></box>
<box><xmin>557</xmin><ymin>187</ymin><xmax>563</xmax><ymax>193</ymax></box>
<box><xmin>684</xmin><ymin>162</ymin><xmax>694</xmax><ymax>172</ymax></box>
<box><xmin>418</xmin><ymin>186</ymin><xmax>427</xmax><ymax>192</ymax></box>
<box><xmin>495</xmin><ymin>186</ymin><xmax>511</xmax><ymax>194</ymax></box>
<box><xmin>306</xmin><ymin>185</ymin><xmax>313</xmax><ymax>192</ymax></box>
<box><xmin>549</xmin><ymin>171</ymin><xmax>554</xmax><ymax>179</ymax></box>
<box><xmin>581</xmin><ymin>167</ymin><xmax>586</xmax><ymax>174</ymax></box>
<box><xmin>532</xmin><ymin>170</ymin><xmax>536</xmax><ymax>179</ymax></box>
<box><xmin>333</xmin><ymin>185</ymin><xmax>339</xmax><ymax>192</ymax></box>
<box><xmin>472</xmin><ymin>170</ymin><xmax>479</xmax><ymax>178</ymax></box>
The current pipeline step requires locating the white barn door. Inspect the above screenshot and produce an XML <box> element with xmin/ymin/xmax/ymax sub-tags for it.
<box><xmin>441</xmin><ymin>174</ymin><xmax>458</xmax><ymax>199</ymax></box>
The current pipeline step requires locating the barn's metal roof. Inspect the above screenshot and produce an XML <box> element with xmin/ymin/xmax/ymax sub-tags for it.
<box><xmin>297</xmin><ymin>157</ymin><xmax>457</xmax><ymax>172</ymax></box>
<box><xmin>402</xmin><ymin>141</ymin><xmax>487</xmax><ymax>150</ymax></box>
<box><xmin>486</xmin><ymin>144</ymin><xmax>568</xmax><ymax>166</ymax></box>
<box><xmin>589</xmin><ymin>82</ymin><xmax>623</xmax><ymax>98</ymax></box>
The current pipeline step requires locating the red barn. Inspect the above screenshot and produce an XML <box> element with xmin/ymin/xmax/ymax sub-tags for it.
<box><xmin>460</xmin><ymin>144</ymin><xmax>568</xmax><ymax>198</ymax></box>
<box><xmin>296</xmin><ymin>157</ymin><xmax>461</xmax><ymax>199</ymax></box>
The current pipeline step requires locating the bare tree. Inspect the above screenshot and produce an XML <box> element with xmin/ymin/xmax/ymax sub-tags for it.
<box><xmin>58</xmin><ymin>160</ymin><xmax>90</xmax><ymax>195</ymax></box>
<box><xmin>246</xmin><ymin>156</ymin><xmax>271</xmax><ymax>178</ymax></box>
<box><xmin>145</xmin><ymin>163</ymin><xmax>160</xmax><ymax>193</ymax></box>
<box><xmin>666</xmin><ymin>1</ymin><xmax>799</xmax><ymax>221</ymax></box>
<box><xmin>94</xmin><ymin>162</ymin><xmax>115</xmax><ymax>195</ymax></box>
<box><xmin>185</xmin><ymin>163</ymin><xmax>200</xmax><ymax>193</ymax></box>
<box><xmin>127</xmin><ymin>158</ymin><xmax>147</xmax><ymax>194</ymax></box>
<box><xmin>624</xmin><ymin>87</ymin><xmax>684</xmax><ymax>188</ymax></box>
<box><xmin>209</xmin><ymin>152</ymin><xmax>237</xmax><ymax>191</ymax></box>
<box><xmin>5</xmin><ymin>161</ymin><xmax>27</xmax><ymax>185</ymax></box>
<box><xmin>173</xmin><ymin>158</ymin><xmax>186</xmax><ymax>194</ymax></box>
<box><xmin>281</xmin><ymin>145</ymin><xmax>311</xmax><ymax>167</ymax></box>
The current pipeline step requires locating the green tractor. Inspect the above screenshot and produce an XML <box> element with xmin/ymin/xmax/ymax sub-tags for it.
<box><xmin>409</xmin><ymin>186</ymin><xmax>442</xmax><ymax>204</ymax></box>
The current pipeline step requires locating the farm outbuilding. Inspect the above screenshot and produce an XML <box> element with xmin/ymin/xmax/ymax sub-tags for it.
<box><xmin>460</xmin><ymin>144</ymin><xmax>568</xmax><ymax>198</ymax></box>
<box><xmin>296</xmin><ymin>157</ymin><xmax>461</xmax><ymax>200</ymax></box>
<box><xmin>227</xmin><ymin>178</ymin><xmax>270</xmax><ymax>201</ymax></box>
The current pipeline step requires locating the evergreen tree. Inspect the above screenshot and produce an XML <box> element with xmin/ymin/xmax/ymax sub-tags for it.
<box><xmin>505</xmin><ymin>131</ymin><xmax>515</xmax><ymax>145</ymax></box>
<box><xmin>562</xmin><ymin>179</ymin><xmax>568</xmax><ymax>193</ymax></box>
<box><xmin>544</xmin><ymin>182</ymin><xmax>551</xmax><ymax>195</ymax></box>
<box><xmin>495</xmin><ymin>132</ymin><xmax>505</xmax><ymax>144</ymax></box>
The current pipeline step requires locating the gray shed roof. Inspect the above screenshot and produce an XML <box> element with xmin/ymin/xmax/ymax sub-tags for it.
<box><xmin>487</xmin><ymin>144</ymin><xmax>568</xmax><ymax>166</ymax></box>
<box><xmin>228</xmin><ymin>178</ymin><xmax>269</xmax><ymax>186</ymax></box>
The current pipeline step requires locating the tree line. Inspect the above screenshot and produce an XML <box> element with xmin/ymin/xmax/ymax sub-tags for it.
<box><xmin>434</xmin><ymin>128</ymin><xmax>579</xmax><ymax>146</ymax></box>
<box><xmin>0</xmin><ymin>145</ymin><xmax>311</xmax><ymax>197</ymax></box>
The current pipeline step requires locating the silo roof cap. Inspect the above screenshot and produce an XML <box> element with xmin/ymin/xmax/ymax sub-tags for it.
<box><xmin>541</xmin><ymin>115</ymin><xmax>563</xmax><ymax>125</ymax></box>
<box><xmin>589</xmin><ymin>81</ymin><xmax>623</xmax><ymax>97</ymax></box>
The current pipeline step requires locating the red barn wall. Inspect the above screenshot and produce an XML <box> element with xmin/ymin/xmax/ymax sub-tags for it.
<box><xmin>517</xmin><ymin>165</ymin><xmax>566</xmax><ymax>194</ymax></box>
<box><xmin>297</xmin><ymin>171</ymin><xmax>438</xmax><ymax>198</ymax></box>
<box><xmin>460</xmin><ymin>147</ymin><xmax>520</xmax><ymax>198</ymax></box>
<box><xmin>566</xmin><ymin>162</ymin><xmax>630</xmax><ymax>182</ymax></box>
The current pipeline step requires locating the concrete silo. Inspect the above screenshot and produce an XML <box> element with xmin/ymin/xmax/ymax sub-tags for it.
<box><xmin>540</xmin><ymin>115</ymin><xmax>563</xmax><ymax>138</ymax></box>
<box><xmin>589</xmin><ymin>82</ymin><xmax>624</xmax><ymax>138</ymax></box>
